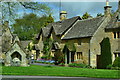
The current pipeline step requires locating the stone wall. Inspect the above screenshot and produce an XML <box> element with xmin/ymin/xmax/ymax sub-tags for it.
<box><xmin>105</xmin><ymin>32</ymin><xmax>120</xmax><ymax>63</ymax></box>
<box><xmin>90</xmin><ymin>16</ymin><xmax>111</xmax><ymax>67</ymax></box>
<box><xmin>5</xmin><ymin>43</ymin><xmax>28</xmax><ymax>66</ymax></box>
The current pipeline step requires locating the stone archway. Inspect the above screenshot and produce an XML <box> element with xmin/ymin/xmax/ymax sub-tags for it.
<box><xmin>11</xmin><ymin>51</ymin><xmax>22</xmax><ymax>61</ymax></box>
<box><xmin>11</xmin><ymin>51</ymin><xmax>22</xmax><ymax>66</ymax></box>
<box><xmin>5</xmin><ymin>42</ymin><xmax>28</xmax><ymax>66</ymax></box>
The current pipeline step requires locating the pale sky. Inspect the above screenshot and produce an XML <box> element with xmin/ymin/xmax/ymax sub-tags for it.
<box><xmin>48</xmin><ymin>2</ymin><xmax>118</xmax><ymax>21</ymax></box>
<box><xmin>37</xmin><ymin>0</ymin><xmax>118</xmax><ymax>2</ymax></box>
<box><xmin>2</xmin><ymin>0</ymin><xmax>119</xmax><ymax>2</ymax></box>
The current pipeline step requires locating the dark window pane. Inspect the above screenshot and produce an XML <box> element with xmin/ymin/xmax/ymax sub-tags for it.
<box><xmin>113</xmin><ymin>32</ymin><xmax>116</xmax><ymax>39</ymax></box>
<box><xmin>117</xmin><ymin>32</ymin><xmax>120</xmax><ymax>38</ymax></box>
<box><xmin>118</xmin><ymin>53</ymin><xmax>120</xmax><ymax>57</ymax></box>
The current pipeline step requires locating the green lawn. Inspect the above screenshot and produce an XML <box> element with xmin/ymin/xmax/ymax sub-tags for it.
<box><xmin>1</xmin><ymin>65</ymin><xmax>120</xmax><ymax>79</ymax></box>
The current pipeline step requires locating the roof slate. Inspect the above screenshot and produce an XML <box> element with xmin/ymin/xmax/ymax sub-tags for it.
<box><xmin>106</xmin><ymin>10</ymin><xmax>120</xmax><ymax>29</ymax></box>
<box><xmin>62</xmin><ymin>17</ymin><xmax>104</xmax><ymax>39</ymax></box>
<box><xmin>21</xmin><ymin>40</ymin><xmax>32</xmax><ymax>49</ymax></box>
<box><xmin>40</xmin><ymin>16</ymin><xmax>81</xmax><ymax>38</ymax></box>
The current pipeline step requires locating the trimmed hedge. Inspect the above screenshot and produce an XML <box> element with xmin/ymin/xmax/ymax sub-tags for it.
<box><xmin>99</xmin><ymin>37</ymin><xmax>112</xmax><ymax>69</ymax></box>
<box><xmin>69</xmin><ymin>63</ymin><xmax>91</xmax><ymax>68</ymax></box>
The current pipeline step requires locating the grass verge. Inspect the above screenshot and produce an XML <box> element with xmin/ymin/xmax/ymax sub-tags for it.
<box><xmin>1</xmin><ymin>65</ymin><xmax>120</xmax><ymax>79</ymax></box>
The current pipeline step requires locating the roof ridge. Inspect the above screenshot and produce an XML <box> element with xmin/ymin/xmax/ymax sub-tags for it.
<box><xmin>79</xmin><ymin>16</ymin><xmax>103</xmax><ymax>22</ymax></box>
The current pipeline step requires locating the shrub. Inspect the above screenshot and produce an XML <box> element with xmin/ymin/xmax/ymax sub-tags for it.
<box><xmin>111</xmin><ymin>67</ymin><xmax>120</xmax><ymax>70</ymax></box>
<box><xmin>106</xmin><ymin>64</ymin><xmax>112</xmax><ymax>69</ymax></box>
<box><xmin>54</xmin><ymin>50</ymin><xmax>64</xmax><ymax>65</ymax></box>
<box><xmin>58</xmin><ymin>63</ymin><xmax>65</xmax><ymax>66</ymax></box>
<box><xmin>99</xmin><ymin>37</ymin><xmax>112</xmax><ymax>69</ymax></box>
<box><xmin>69</xmin><ymin>63</ymin><xmax>91</xmax><ymax>68</ymax></box>
<box><xmin>41</xmin><ymin>56</ymin><xmax>48</xmax><ymax>60</ymax></box>
<box><xmin>113</xmin><ymin>57</ymin><xmax>120</xmax><ymax>67</ymax></box>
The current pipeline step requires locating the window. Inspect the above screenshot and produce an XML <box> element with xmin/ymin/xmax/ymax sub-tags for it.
<box><xmin>114</xmin><ymin>53</ymin><xmax>120</xmax><ymax>58</ymax></box>
<box><xmin>113</xmin><ymin>32</ymin><xmax>120</xmax><ymax>39</ymax></box>
<box><xmin>77</xmin><ymin>52</ymin><xmax>83</xmax><ymax>60</ymax></box>
<box><xmin>118</xmin><ymin>53</ymin><xmax>120</xmax><ymax>57</ymax></box>
<box><xmin>113</xmin><ymin>32</ymin><xmax>116</xmax><ymax>39</ymax></box>
<box><xmin>114</xmin><ymin>53</ymin><xmax>117</xmax><ymax>58</ymax></box>
<box><xmin>118</xmin><ymin>14</ymin><xmax>120</xmax><ymax>21</ymax></box>
<box><xmin>117</xmin><ymin>32</ymin><xmax>120</xmax><ymax>38</ymax></box>
<box><xmin>78</xmin><ymin>40</ymin><xmax>81</xmax><ymax>45</ymax></box>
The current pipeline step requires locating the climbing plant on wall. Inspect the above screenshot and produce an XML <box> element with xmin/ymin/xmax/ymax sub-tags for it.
<box><xmin>99</xmin><ymin>37</ymin><xmax>112</xmax><ymax>69</ymax></box>
<box><xmin>43</xmin><ymin>38</ymin><xmax>53</xmax><ymax>59</ymax></box>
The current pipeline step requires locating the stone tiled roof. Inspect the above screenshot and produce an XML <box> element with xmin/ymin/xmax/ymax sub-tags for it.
<box><xmin>56</xmin><ymin>16</ymin><xmax>81</xmax><ymax>35</ymax></box>
<box><xmin>21</xmin><ymin>40</ymin><xmax>32</xmax><ymax>49</ymax></box>
<box><xmin>106</xmin><ymin>10</ymin><xmax>120</xmax><ymax>30</ymax></box>
<box><xmin>62</xmin><ymin>16</ymin><xmax>104</xmax><ymax>39</ymax></box>
<box><xmin>42</xmin><ymin>25</ymin><xmax>52</xmax><ymax>38</ymax></box>
<box><xmin>35</xmin><ymin>41</ymin><xmax>44</xmax><ymax>51</ymax></box>
<box><xmin>12</xmin><ymin>34</ymin><xmax>17</xmax><ymax>42</ymax></box>
<box><xmin>39</xmin><ymin>16</ymin><xmax>81</xmax><ymax>38</ymax></box>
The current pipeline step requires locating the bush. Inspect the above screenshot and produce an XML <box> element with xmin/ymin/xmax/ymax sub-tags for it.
<box><xmin>106</xmin><ymin>64</ymin><xmax>112</xmax><ymax>69</ymax></box>
<box><xmin>41</xmin><ymin>56</ymin><xmax>48</xmax><ymax>60</ymax></box>
<box><xmin>58</xmin><ymin>63</ymin><xmax>65</xmax><ymax>66</ymax></box>
<box><xmin>69</xmin><ymin>63</ymin><xmax>91</xmax><ymax>68</ymax></box>
<box><xmin>111</xmin><ymin>67</ymin><xmax>120</xmax><ymax>70</ymax></box>
<box><xmin>54</xmin><ymin>50</ymin><xmax>64</xmax><ymax>65</ymax></box>
<box><xmin>99</xmin><ymin>38</ymin><xmax>112</xmax><ymax>69</ymax></box>
<box><xmin>113</xmin><ymin>57</ymin><xmax>120</xmax><ymax>67</ymax></box>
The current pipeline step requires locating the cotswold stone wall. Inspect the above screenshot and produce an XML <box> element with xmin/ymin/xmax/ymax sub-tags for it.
<box><xmin>105</xmin><ymin>32</ymin><xmax>120</xmax><ymax>63</ymax></box>
<box><xmin>90</xmin><ymin>16</ymin><xmax>111</xmax><ymax>67</ymax></box>
<box><xmin>61</xmin><ymin>38</ymin><xmax>90</xmax><ymax>65</ymax></box>
<box><xmin>5</xmin><ymin>43</ymin><xmax>28</xmax><ymax>66</ymax></box>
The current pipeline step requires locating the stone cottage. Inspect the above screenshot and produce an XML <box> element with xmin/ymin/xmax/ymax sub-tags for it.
<box><xmin>1</xmin><ymin>21</ymin><xmax>30</xmax><ymax>66</ymax></box>
<box><xmin>35</xmin><ymin>1</ymin><xmax>120</xmax><ymax>68</ymax></box>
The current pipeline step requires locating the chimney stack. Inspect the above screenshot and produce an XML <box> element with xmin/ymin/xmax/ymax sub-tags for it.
<box><xmin>104</xmin><ymin>0</ymin><xmax>112</xmax><ymax>16</ymax></box>
<box><xmin>118</xmin><ymin>0</ymin><xmax>120</xmax><ymax>11</ymax></box>
<box><xmin>60</xmin><ymin>11</ymin><xmax>67</xmax><ymax>21</ymax></box>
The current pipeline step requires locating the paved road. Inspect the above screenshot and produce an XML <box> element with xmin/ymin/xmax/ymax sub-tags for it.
<box><xmin>1</xmin><ymin>75</ymin><xmax>119</xmax><ymax>80</ymax></box>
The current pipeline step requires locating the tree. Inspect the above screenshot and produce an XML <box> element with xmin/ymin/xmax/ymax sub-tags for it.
<box><xmin>43</xmin><ymin>38</ymin><xmax>53</xmax><ymax>59</ymax></box>
<box><xmin>12</xmin><ymin>13</ymin><xmax>54</xmax><ymax>40</ymax></box>
<box><xmin>82</xmin><ymin>12</ymin><xmax>92</xmax><ymax>19</ymax></box>
<box><xmin>1</xmin><ymin>2</ymin><xmax>52</xmax><ymax>24</ymax></box>
<box><xmin>99</xmin><ymin>37</ymin><xmax>112</xmax><ymax>69</ymax></box>
<box><xmin>97</xmin><ymin>13</ymin><xmax>104</xmax><ymax>17</ymax></box>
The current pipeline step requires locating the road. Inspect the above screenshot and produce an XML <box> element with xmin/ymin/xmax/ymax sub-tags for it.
<box><xmin>1</xmin><ymin>75</ymin><xmax>119</xmax><ymax>80</ymax></box>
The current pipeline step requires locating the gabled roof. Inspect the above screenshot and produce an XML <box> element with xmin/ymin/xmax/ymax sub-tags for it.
<box><xmin>106</xmin><ymin>10</ymin><xmax>120</xmax><ymax>30</ymax></box>
<box><xmin>37</xmin><ymin>16</ymin><xmax>82</xmax><ymax>38</ymax></box>
<box><xmin>5</xmin><ymin>41</ymin><xmax>28</xmax><ymax>54</ymax></box>
<box><xmin>62</xmin><ymin>16</ymin><xmax>104</xmax><ymax>39</ymax></box>
<box><xmin>42</xmin><ymin>25</ymin><xmax>52</xmax><ymax>38</ymax></box>
<box><xmin>21</xmin><ymin>40</ymin><xmax>32</xmax><ymax>49</ymax></box>
<box><xmin>56</xmin><ymin>16</ymin><xmax>81</xmax><ymax>35</ymax></box>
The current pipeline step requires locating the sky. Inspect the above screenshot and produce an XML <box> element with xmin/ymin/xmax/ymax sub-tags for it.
<box><xmin>34</xmin><ymin>0</ymin><xmax>118</xmax><ymax>2</ymax></box>
<box><xmin>15</xmin><ymin>1</ymin><xmax>118</xmax><ymax>21</ymax></box>
<box><xmin>46</xmin><ymin>2</ymin><xmax>118</xmax><ymax>21</ymax></box>
<box><xmin>2</xmin><ymin>0</ymin><xmax>118</xmax><ymax>2</ymax></box>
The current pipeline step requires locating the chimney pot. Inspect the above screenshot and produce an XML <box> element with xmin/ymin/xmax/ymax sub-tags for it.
<box><xmin>60</xmin><ymin>11</ymin><xmax>67</xmax><ymax>21</ymax></box>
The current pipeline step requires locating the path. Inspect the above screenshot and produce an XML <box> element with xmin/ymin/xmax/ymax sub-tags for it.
<box><xmin>1</xmin><ymin>75</ymin><xmax>119</xmax><ymax>80</ymax></box>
